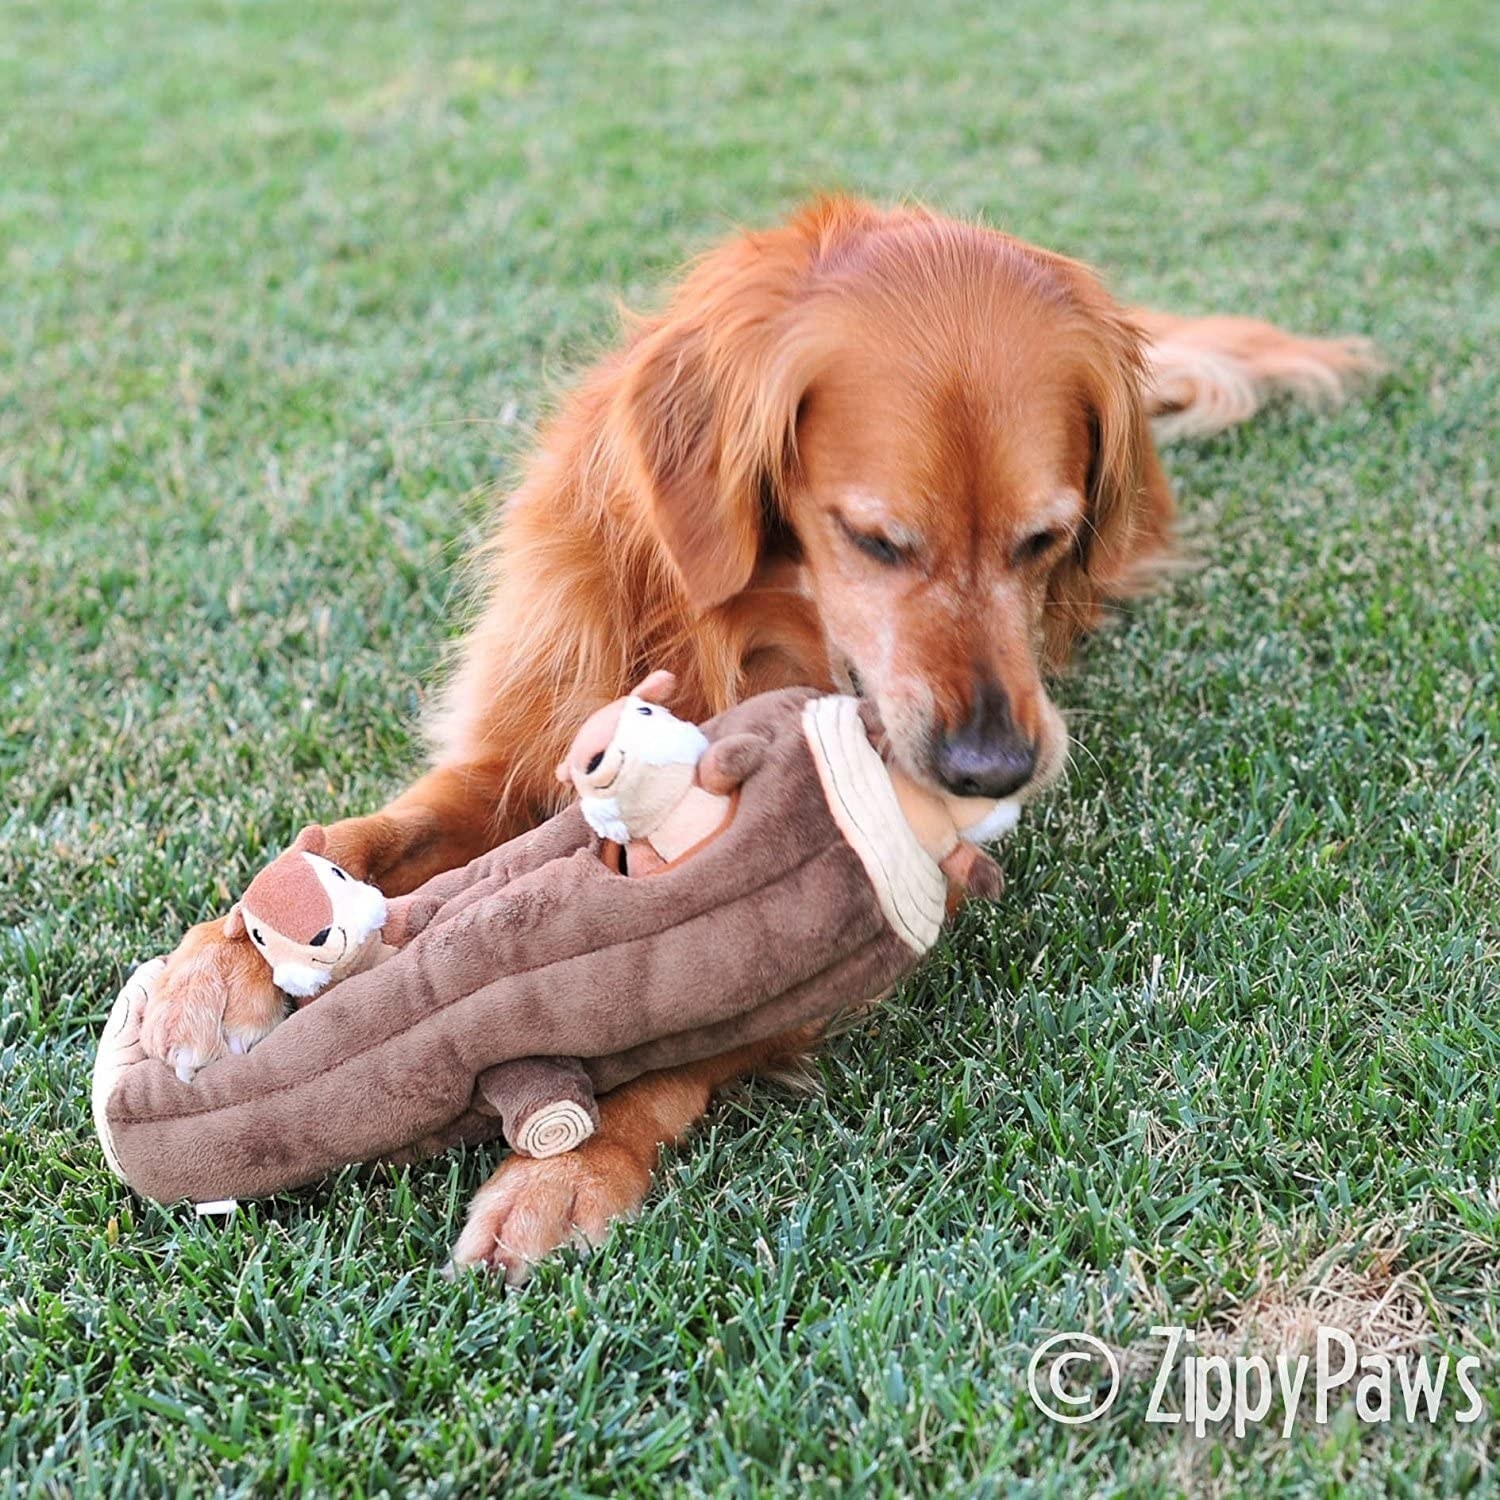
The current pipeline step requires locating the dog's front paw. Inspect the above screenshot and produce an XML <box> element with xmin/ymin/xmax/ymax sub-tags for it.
<box><xmin>140</xmin><ymin>918</ymin><xmax>286</xmax><ymax>1080</ymax></box>
<box><xmin>449</xmin><ymin>1140</ymin><xmax>653</xmax><ymax>1286</ymax></box>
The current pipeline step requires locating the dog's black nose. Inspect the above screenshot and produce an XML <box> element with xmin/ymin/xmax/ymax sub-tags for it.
<box><xmin>309</xmin><ymin>927</ymin><xmax>331</xmax><ymax>948</ymax></box>
<box><xmin>934</xmin><ymin>683</ymin><xmax>1036</xmax><ymax>799</ymax></box>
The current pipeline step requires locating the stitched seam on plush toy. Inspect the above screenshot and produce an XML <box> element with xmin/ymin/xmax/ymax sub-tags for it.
<box><xmin>111</xmin><ymin>835</ymin><xmax>843</xmax><ymax>1130</ymax></box>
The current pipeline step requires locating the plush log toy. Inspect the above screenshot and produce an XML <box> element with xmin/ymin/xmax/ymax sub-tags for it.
<box><xmin>92</xmin><ymin>682</ymin><xmax>1014</xmax><ymax>1207</ymax></box>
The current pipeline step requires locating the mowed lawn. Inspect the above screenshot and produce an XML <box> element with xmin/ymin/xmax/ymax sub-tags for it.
<box><xmin>3</xmin><ymin>0</ymin><xmax>1497</xmax><ymax>1493</ymax></box>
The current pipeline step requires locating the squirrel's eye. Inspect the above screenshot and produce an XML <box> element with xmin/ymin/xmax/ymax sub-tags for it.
<box><xmin>251</xmin><ymin>929</ymin><xmax>264</xmax><ymax>946</ymax></box>
<box><xmin>331</xmin><ymin>866</ymin><xmax>347</xmax><ymax>881</ymax></box>
<box><xmin>585</xmin><ymin>751</ymin><xmax>604</xmax><ymax>773</ymax></box>
<box><xmin>638</xmin><ymin>705</ymin><xmax>653</xmax><ymax>715</ymax></box>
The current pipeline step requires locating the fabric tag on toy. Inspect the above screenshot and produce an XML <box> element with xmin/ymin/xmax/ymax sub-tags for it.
<box><xmin>194</xmin><ymin>1199</ymin><xmax>238</xmax><ymax>1217</ymax></box>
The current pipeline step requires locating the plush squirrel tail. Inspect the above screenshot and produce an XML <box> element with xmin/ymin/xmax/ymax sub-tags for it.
<box><xmin>1133</xmin><ymin>307</ymin><xmax>1381</xmax><ymax>442</ymax></box>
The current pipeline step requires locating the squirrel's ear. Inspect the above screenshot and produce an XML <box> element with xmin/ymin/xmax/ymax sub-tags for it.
<box><xmin>224</xmin><ymin>904</ymin><xmax>247</xmax><ymax>940</ymax></box>
<box><xmin>292</xmin><ymin>824</ymin><xmax>326</xmax><ymax>855</ymax></box>
<box><xmin>556</xmin><ymin>758</ymin><xmax>574</xmax><ymax>786</ymax></box>
<box><xmin>632</xmin><ymin>669</ymin><xmax>676</xmax><ymax>704</ymax></box>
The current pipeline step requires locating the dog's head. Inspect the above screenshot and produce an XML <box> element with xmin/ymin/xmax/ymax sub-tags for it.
<box><xmin>616</xmin><ymin>199</ymin><xmax>1173</xmax><ymax>802</ymax></box>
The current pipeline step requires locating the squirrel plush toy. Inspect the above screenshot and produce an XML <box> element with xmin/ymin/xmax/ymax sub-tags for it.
<box><xmin>558</xmin><ymin>669</ymin><xmax>749</xmax><ymax>871</ymax></box>
<box><xmin>96</xmin><ymin>678</ymin><xmax>1015</xmax><ymax>1206</ymax></box>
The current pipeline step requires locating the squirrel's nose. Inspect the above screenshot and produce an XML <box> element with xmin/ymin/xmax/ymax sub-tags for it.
<box><xmin>309</xmin><ymin>927</ymin><xmax>331</xmax><ymax>948</ymax></box>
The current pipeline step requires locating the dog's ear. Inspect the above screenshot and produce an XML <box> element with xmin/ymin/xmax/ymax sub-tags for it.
<box><xmin>614</xmin><ymin>206</ymin><xmax>876</xmax><ymax>614</ymax></box>
<box><xmin>224</xmin><ymin>903</ymin><xmax>247</xmax><ymax>940</ymax></box>
<box><xmin>618</xmin><ymin>310</ymin><xmax>801</xmax><ymax>613</ymax></box>
<box><xmin>1044</xmin><ymin>304</ymin><xmax>1174</xmax><ymax>665</ymax></box>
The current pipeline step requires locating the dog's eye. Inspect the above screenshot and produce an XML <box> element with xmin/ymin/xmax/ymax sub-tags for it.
<box><xmin>1012</xmin><ymin>528</ymin><xmax>1061</xmax><ymax>567</ymax></box>
<box><xmin>853</xmin><ymin>533</ymin><xmax>903</xmax><ymax>567</ymax></box>
<box><xmin>585</xmin><ymin>751</ymin><xmax>604</xmax><ymax>773</ymax></box>
<box><xmin>837</xmin><ymin>515</ymin><xmax>907</xmax><ymax>568</ymax></box>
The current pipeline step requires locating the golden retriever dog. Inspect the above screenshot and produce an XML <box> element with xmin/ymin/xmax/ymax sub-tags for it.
<box><xmin>140</xmin><ymin>197</ymin><xmax>1372</xmax><ymax>1279</ymax></box>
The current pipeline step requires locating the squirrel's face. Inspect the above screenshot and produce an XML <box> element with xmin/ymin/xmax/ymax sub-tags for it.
<box><xmin>236</xmin><ymin>852</ymin><xmax>387</xmax><ymax>999</ymax></box>
<box><xmin>563</xmin><ymin>696</ymin><xmax>709</xmax><ymax>841</ymax></box>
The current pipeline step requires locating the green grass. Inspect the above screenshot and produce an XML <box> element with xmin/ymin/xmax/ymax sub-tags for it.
<box><xmin>3</xmin><ymin>0</ymin><xmax>1498</xmax><ymax>1493</ymax></box>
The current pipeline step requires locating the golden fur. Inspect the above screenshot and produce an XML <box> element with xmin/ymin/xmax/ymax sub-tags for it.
<box><xmin>140</xmin><ymin>198</ymin><xmax>1374</xmax><ymax>1278</ymax></box>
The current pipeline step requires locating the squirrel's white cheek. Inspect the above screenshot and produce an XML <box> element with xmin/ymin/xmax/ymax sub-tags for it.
<box><xmin>337</xmin><ymin>882</ymin><xmax>388</xmax><ymax>944</ymax></box>
<box><xmin>579</xmin><ymin>795</ymin><xmax>630</xmax><ymax>844</ymax></box>
<box><xmin>306</xmin><ymin>855</ymin><xmax>388</xmax><ymax>942</ymax></box>
<box><xmin>273</xmin><ymin>962</ymin><xmax>331</xmax><ymax>999</ymax></box>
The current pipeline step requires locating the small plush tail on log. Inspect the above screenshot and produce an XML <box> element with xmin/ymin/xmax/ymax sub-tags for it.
<box><xmin>1133</xmin><ymin>308</ymin><xmax>1382</xmax><ymax>442</ymax></box>
<box><xmin>476</xmin><ymin>1056</ymin><xmax>600</xmax><ymax>1159</ymax></box>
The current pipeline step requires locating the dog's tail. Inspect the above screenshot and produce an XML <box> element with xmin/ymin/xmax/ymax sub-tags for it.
<box><xmin>1133</xmin><ymin>307</ymin><xmax>1381</xmax><ymax>442</ymax></box>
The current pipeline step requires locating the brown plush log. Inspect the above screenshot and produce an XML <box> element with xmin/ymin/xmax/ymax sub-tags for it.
<box><xmin>94</xmin><ymin>689</ymin><xmax>956</xmax><ymax>1205</ymax></box>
